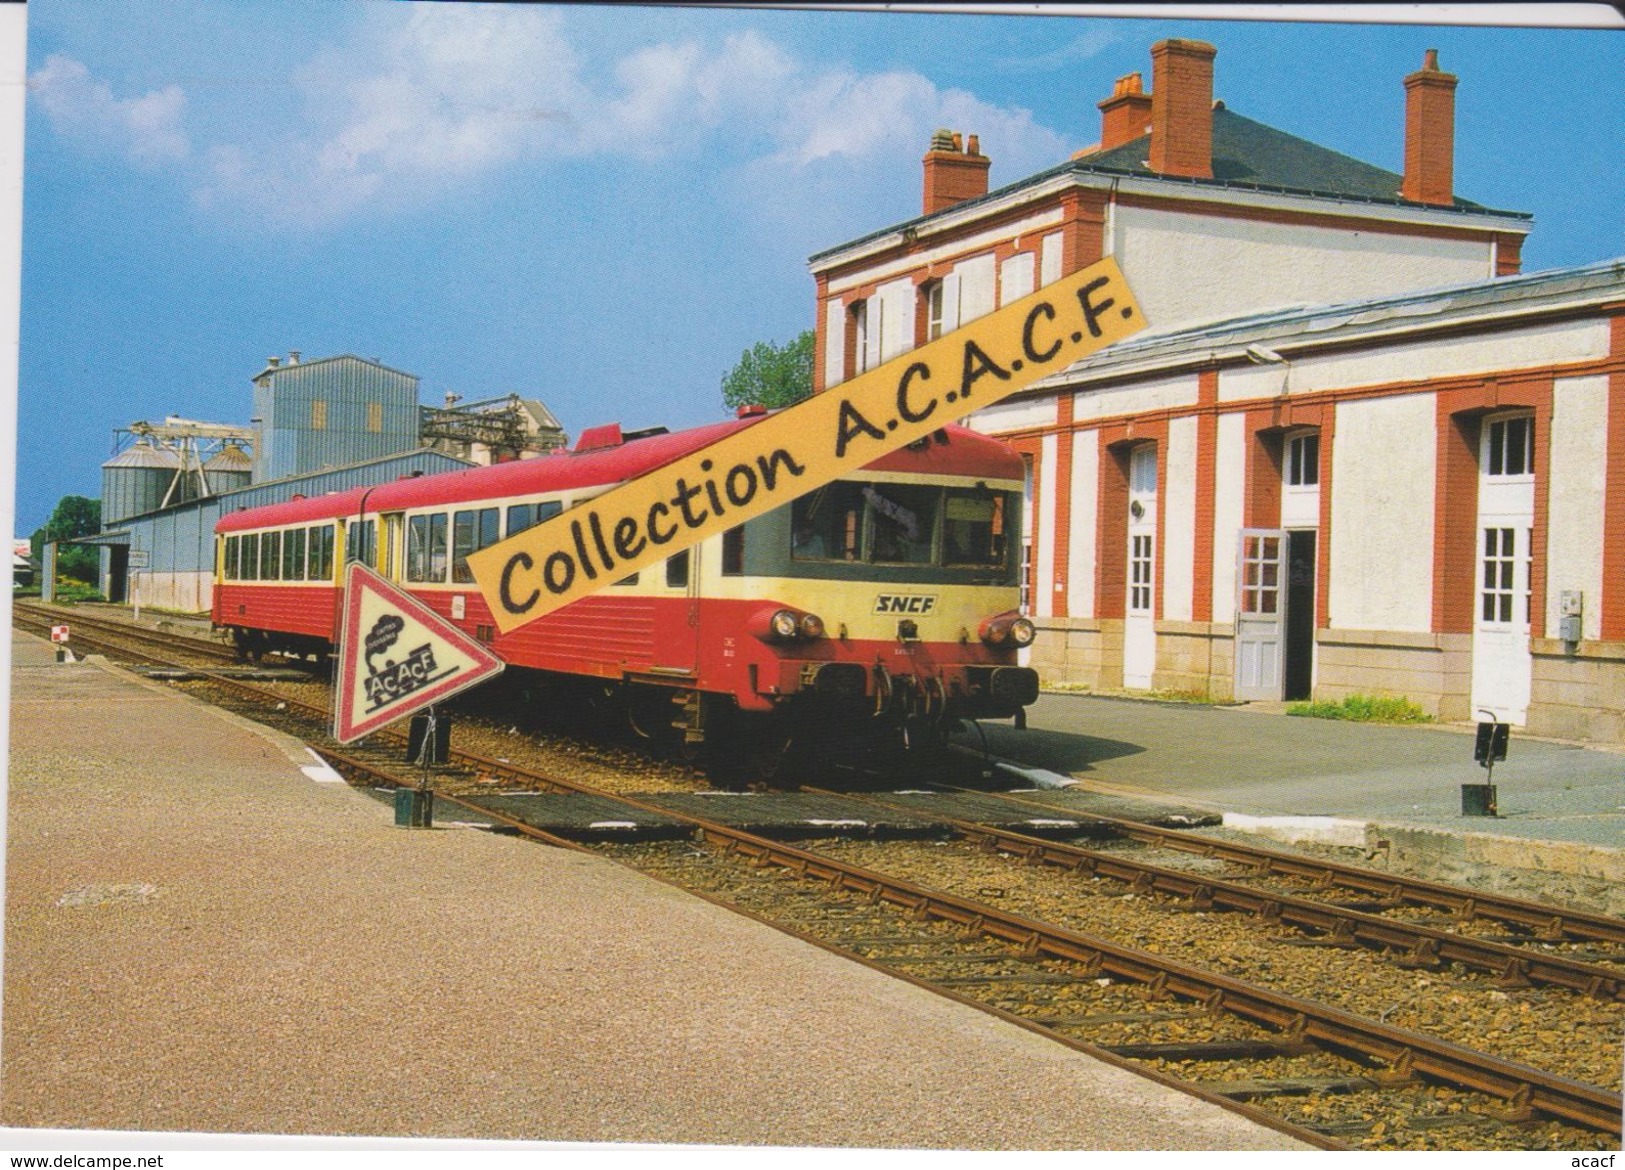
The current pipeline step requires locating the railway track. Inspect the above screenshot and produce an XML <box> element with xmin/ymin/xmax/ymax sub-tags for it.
<box><xmin>811</xmin><ymin>788</ymin><xmax>1624</xmax><ymax>1002</ymax></box>
<box><xmin>14</xmin><ymin>612</ymin><xmax>1622</xmax><ymax>1148</ymax></box>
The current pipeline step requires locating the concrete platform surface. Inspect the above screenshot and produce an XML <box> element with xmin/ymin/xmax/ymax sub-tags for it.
<box><xmin>1</xmin><ymin>633</ymin><xmax>1303</xmax><ymax>1151</ymax></box>
<box><xmin>975</xmin><ymin>692</ymin><xmax>1623</xmax><ymax>899</ymax></box>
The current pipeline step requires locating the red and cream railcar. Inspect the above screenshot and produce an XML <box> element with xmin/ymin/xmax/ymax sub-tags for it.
<box><xmin>213</xmin><ymin>414</ymin><xmax>1038</xmax><ymax>777</ymax></box>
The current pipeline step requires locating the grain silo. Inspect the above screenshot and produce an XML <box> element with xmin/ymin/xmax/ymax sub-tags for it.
<box><xmin>202</xmin><ymin>441</ymin><xmax>253</xmax><ymax>495</ymax></box>
<box><xmin>101</xmin><ymin>438</ymin><xmax>180</xmax><ymax>525</ymax></box>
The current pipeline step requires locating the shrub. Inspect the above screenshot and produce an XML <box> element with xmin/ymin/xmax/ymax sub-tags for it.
<box><xmin>1287</xmin><ymin>693</ymin><xmax>1431</xmax><ymax>723</ymax></box>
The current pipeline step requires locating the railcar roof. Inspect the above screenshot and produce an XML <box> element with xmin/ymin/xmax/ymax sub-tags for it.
<box><xmin>216</xmin><ymin>416</ymin><xmax>1022</xmax><ymax>533</ymax></box>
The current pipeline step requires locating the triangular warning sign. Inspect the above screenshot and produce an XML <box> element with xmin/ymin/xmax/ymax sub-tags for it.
<box><xmin>333</xmin><ymin>563</ymin><xmax>505</xmax><ymax>744</ymax></box>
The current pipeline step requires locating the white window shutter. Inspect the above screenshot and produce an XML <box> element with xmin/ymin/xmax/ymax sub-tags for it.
<box><xmin>824</xmin><ymin>300</ymin><xmax>846</xmax><ymax>388</ymax></box>
<box><xmin>957</xmin><ymin>254</ymin><xmax>996</xmax><ymax>324</ymax></box>
<box><xmin>1000</xmin><ymin>252</ymin><xmax>1035</xmax><ymax>305</ymax></box>
<box><xmin>862</xmin><ymin>296</ymin><xmax>883</xmax><ymax>373</ymax></box>
<box><xmin>1040</xmin><ymin>233</ymin><xmax>1063</xmax><ymax>286</ymax></box>
<box><xmin>941</xmin><ymin>272</ymin><xmax>962</xmax><ymax>334</ymax></box>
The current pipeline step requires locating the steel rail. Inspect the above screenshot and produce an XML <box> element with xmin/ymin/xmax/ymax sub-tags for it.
<box><xmin>309</xmin><ymin>746</ymin><xmax>1342</xmax><ymax>1150</ymax></box>
<box><xmin>813</xmin><ymin>788</ymin><xmax>1624</xmax><ymax>1001</ymax></box>
<box><xmin>932</xmin><ymin>781</ymin><xmax>1625</xmax><ymax>947</ymax></box>
<box><xmin>306</xmin><ymin>743</ymin><xmax>1620</xmax><ymax>1135</ymax></box>
<box><xmin>15</xmin><ymin>603</ymin><xmax>243</xmax><ymax>664</ymax></box>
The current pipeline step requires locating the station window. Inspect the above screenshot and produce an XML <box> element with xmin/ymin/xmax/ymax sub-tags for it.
<box><xmin>407</xmin><ymin>513</ymin><xmax>449</xmax><ymax>583</ymax></box>
<box><xmin>1485</xmin><ymin>415</ymin><xmax>1534</xmax><ymax>477</ymax></box>
<box><xmin>282</xmin><ymin>527</ymin><xmax>307</xmax><ymax>581</ymax></box>
<box><xmin>261</xmin><ymin>530</ymin><xmax>282</xmax><ymax>581</ymax></box>
<box><xmin>452</xmin><ymin>507</ymin><xmax>500</xmax><ymax>583</ymax></box>
<box><xmin>925</xmin><ymin>281</ymin><xmax>947</xmax><ymax>341</ymax></box>
<box><xmin>308</xmin><ymin>524</ymin><xmax>335</xmax><ymax>581</ymax></box>
<box><xmin>224</xmin><ymin>535</ymin><xmax>240</xmax><ymax>581</ymax></box>
<box><xmin>1286</xmin><ymin>433</ymin><xmax>1320</xmax><ymax>487</ymax></box>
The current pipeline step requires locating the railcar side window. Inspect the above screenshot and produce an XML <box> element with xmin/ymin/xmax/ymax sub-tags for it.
<box><xmin>721</xmin><ymin>525</ymin><xmax>745</xmax><ymax>576</ymax></box>
<box><xmin>309</xmin><ymin>525</ymin><xmax>335</xmax><ymax>581</ymax></box>
<box><xmin>866</xmin><ymin>484</ymin><xmax>939</xmax><ymax>565</ymax></box>
<box><xmin>261</xmin><ymin>531</ymin><xmax>282</xmax><ymax>581</ymax></box>
<box><xmin>666</xmin><ymin>549</ymin><xmax>689</xmax><ymax>588</ymax></box>
<box><xmin>282</xmin><ymin>528</ymin><xmax>307</xmax><ymax>581</ymax></box>
<box><xmin>345</xmin><ymin>519</ymin><xmax>376</xmax><ymax>567</ymax></box>
<box><xmin>792</xmin><ymin>483</ymin><xmax>864</xmax><ymax>561</ymax></box>
<box><xmin>506</xmin><ymin>499</ymin><xmax>564</xmax><ymax>537</ymax></box>
<box><xmin>943</xmin><ymin>491</ymin><xmax>1008</xmax><ymax>567</ymax></box>
<box><xmin>241</xmin><ymin>531</ymin><xmax>259</xmax><ymax>579</ymax></box>
<box><xmin>406</xmin><ymin>514</ymin><xmax>449</xmax><ymax>583</ymax></box>
<box><xmin>224</xmin><ymin>535</ymin><xmax>240</xmax><ymax>580</ymax></box>
<box><xmin>452</xmin><ymin>507</ymin><xmax>500</xmax><ymax>583</ymax></box>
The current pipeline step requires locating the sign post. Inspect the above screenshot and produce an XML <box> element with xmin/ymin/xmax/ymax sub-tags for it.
<box><xmin>333</xmin><ymin>564</ymin><xmax>505</xmax><ymax>826</ymax></box>
<box><xmin>1464</xmin><ymin>713</ymin><xmax>1508</xmax><ymax>817</ymax></box>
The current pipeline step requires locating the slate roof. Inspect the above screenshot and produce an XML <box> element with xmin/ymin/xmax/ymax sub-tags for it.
<box><xmin>811</xmin><ymin>106</ymin><xmax>1529</xmax><ymax>266</ymax></box>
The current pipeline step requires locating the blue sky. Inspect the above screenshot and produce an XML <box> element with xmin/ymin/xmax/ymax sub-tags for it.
<box><xmin>14</xmin><ymin>3</ymin><xmax>1624</xmax><ymax>535</ymax></box>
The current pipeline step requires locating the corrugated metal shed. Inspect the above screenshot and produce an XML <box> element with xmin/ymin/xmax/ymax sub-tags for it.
<box><xmin>107</xmin><ymin>448</ymin><xmax>473</xmax><ymax>575</ymax></box>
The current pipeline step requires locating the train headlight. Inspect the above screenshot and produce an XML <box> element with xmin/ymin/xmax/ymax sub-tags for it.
<box><xmin>770</xmin><ymin>609</ymin><xmax>800</xmax><ymax>640</ymax></box>
<box><xmin>799</xmin><ymin>612</ymin><xmax>826</xmax><ymax>640</ymax></box>
<box><xmin>979</xmin><ymin>610</ymin><xmax>1036</xmax><ymax>647</ymax></box>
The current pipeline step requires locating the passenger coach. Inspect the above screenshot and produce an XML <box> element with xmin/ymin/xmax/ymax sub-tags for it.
<box><xmin>213</xmin><ymin>413</ymin><xmax>1039</xmax><ymax>780</ymax></box>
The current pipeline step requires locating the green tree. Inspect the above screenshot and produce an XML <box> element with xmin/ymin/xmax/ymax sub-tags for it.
<box><xmin>720</xmin><ymin>331</ymin><xmax>815</xmax><ymax>413</ymax></box>
<box><xmin>33</xmin><ymin>495</ymin><xmax>101</xmax><ymax>583</ymax></box>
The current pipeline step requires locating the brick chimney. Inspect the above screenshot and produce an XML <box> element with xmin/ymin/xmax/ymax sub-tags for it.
<box><xmin>922</xmin><ymin>128</ymin><xmax>991</xmax><ymax>215</ymax></box>
<box><xmin>1148</xmin><ymin>39</ymin><xmax>1216</xmax><ymax>179</ymax></box>
<box><xmin>1401</xmin><ymin>49</ymin><xmax>1457</xmax><ymax>206</ymax></box>
<box><xmin>1098</xmin><ymin>72</ymin><xmax>1153</xmax><ymax>151</ymax></box>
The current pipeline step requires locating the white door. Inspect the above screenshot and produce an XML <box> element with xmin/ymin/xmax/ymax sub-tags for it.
<box><xmin>1234</xmin><ymin>529</ymin><xmax>1287</xmax><ymax>700</ymax></box>
<box><xmin>1470</xmin><ymin>415</ymin><xmax>1534</xmax><ymax>724</ymax></box>
<box><xmin>1123</xmin><ymin>446</ymin><xmax>1157</xmax><ymax>689</ymax></box>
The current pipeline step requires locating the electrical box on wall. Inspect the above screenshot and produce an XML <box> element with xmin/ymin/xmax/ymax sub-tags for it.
<box><xmin>1558</xmin><ymin>590</ymin><xmax>1583</xmax><ymax>645</ymax></box>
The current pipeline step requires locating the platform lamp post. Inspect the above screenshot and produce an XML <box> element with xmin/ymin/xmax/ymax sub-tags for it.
<box><xmin>1464</xmin><ymin>709</ymin><xmax>1507</xmax><ymax>817</ymax></box>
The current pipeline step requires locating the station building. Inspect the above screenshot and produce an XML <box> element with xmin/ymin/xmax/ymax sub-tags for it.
<box><xmin>83</xmin><ymin>352</ymin><xmax>566</xmax><ymax>613</ymax></box>
<box><xmin>808</xmin><ymin>40</ymin><xmax>1625</xmax><ymax>744</ymax></box>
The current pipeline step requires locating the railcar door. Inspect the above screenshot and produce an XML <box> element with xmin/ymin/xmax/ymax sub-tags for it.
<box><xmin>650</xmin><ymin>545</ymin><xmax>700</xmax><ymax>675</ymax></box>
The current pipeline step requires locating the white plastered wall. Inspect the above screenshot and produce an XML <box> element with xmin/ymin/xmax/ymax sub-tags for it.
<box><xmin>1073</xmin><ymin>373</ymin><xmax>1199</xmax><ymax>424</ymax></box>
<box><xmin>1211</xmin><ymin>412</ymin><xmax>1247</xmax><ymax>621</ymax></box>
<box><xmin>965</xmin><ymin>397</ymin><xmax>1057</xmax><ymax>436</ymax></box>
<box><xmin>1219</xmin><ymin>320</ymin><xmax>1610</xmax><ymax>403</ymax></box>
<box><xmin>1162</xmin><ymin>415</ymin><xmax>1198</xmax><ymax>622</ymax></box>
<box><xmin>1036</xmin><ymin>433</ymin><xmax>1059</xmax><ymax>619</ymax></box>
<box><xmin>1545</xmin><ymin>374</ymin><xmax>1608</xmax><ymax>641</ymax></box>
<box><xmin>1329</xmin><ymin>393</ymin><xmax>1436</xmax><ymax>632</ymax></box>
<box><xmin>1067</xmin><ymin>429</ymin><xmax>1099</xmax><ymax>619</ymax></box>
<box><xmin>1114</xmin><ymin>204</ymin><xmax>1493</xmax><ymax>334</ymax></box>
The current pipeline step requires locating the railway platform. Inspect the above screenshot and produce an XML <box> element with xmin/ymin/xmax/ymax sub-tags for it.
<box><xmin>2</xmin><ymin>630</ymin><xmax>1305</xmax><ymax>1152</ymax></box>
<box><xmin>982</xmin><ymin>692</ymin><xmax>1625</xmax><ymax>912</ymax></box>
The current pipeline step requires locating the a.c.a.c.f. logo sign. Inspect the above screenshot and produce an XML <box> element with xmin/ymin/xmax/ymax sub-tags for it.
<box><xmin>332</xmin><ymin>563</ymin><xmax>504</xmax><ymax>744</ymax></box>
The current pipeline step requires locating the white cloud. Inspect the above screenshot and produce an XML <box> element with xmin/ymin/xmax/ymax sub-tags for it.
<box><xmin>29</xmin><ymin>53</ymin><xmax>190</xmax><ymax>166</ymax></box>
<box><xmin>33</xmin><ymin>12</ymin><xmax>1075</xmax><ymax>229</ymax></box>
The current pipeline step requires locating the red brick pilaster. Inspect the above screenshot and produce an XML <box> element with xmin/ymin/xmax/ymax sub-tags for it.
<box><xmin>1096</xmin><ymin>433</ymin><xmax>1130</xmax><ymax>621</ymax></box>
<box><xmin>1059</xmin><ymin>189</ymin><xmax>1108</xmax><ymax>276</ymax></box>
<box><xmin>1190</xmin><ymin>371</ymin><xmax>1218</xmax><ymax>622</ymax></box>
<box><xmin>1051</xmin><ymin>395</ymin><xmax>1076</xmax><ymax>618</ymax></box>
<box><xmin>1602</xmin><ymin>315</ymin><xmax>1625</xmax><ymax>639</ymax></box>
<box><xmin>1243</xmin><ymin>410</ymin><xmax>1282</xmax><ymax>529</ymax></box>
<box><xmin>1434</xmin><ymin>392</ymin><xmax>1483</xmax><ymax>635</ymax></box>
